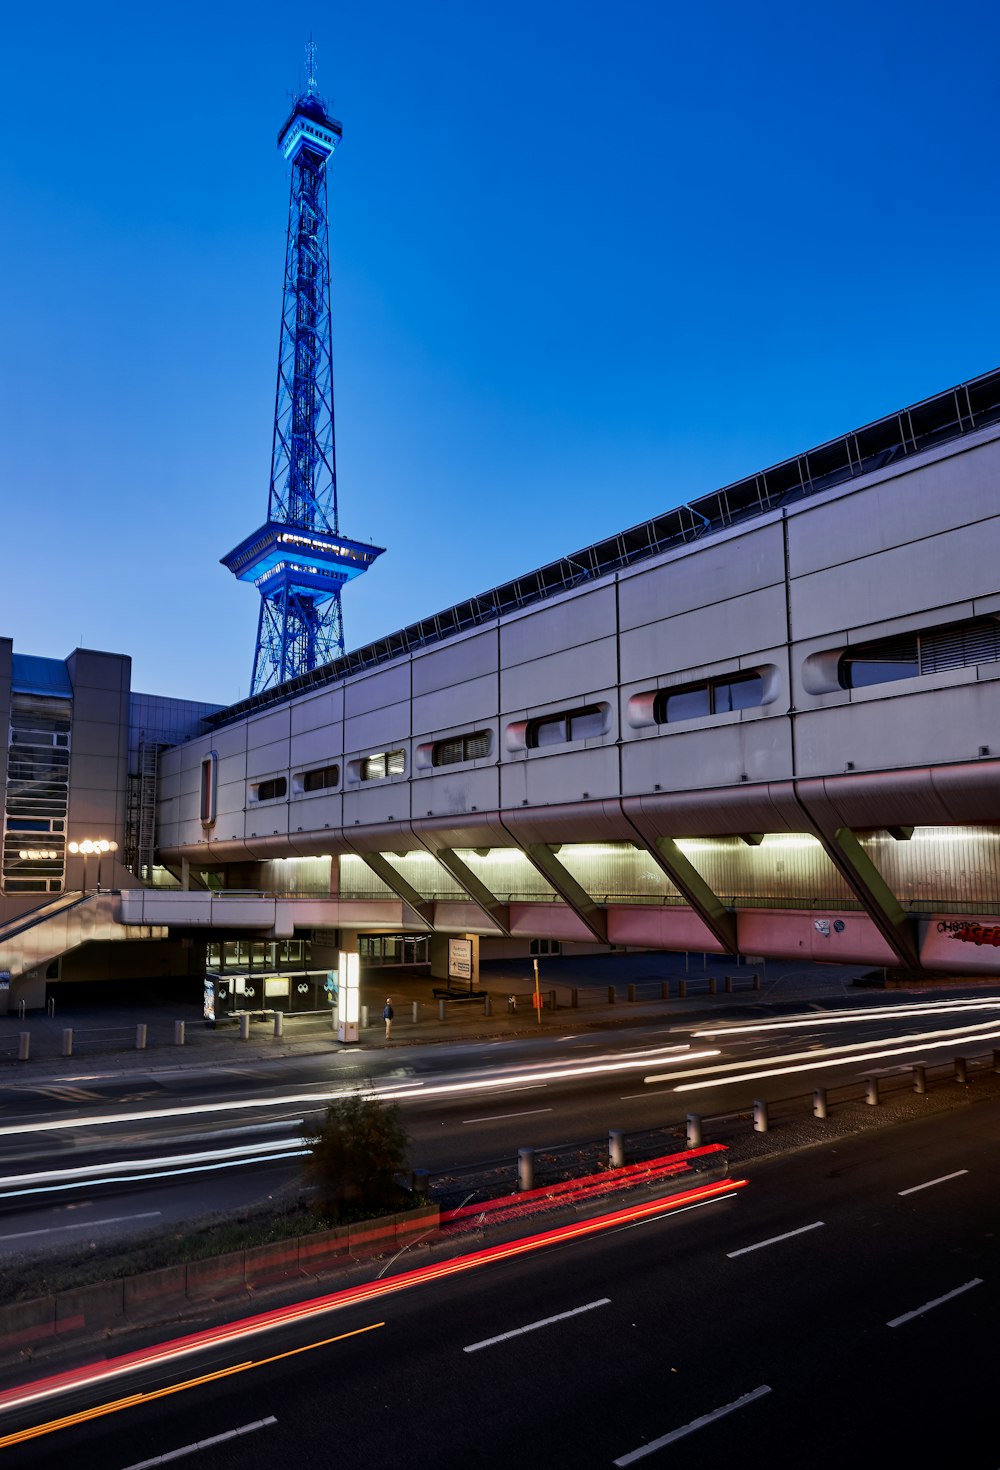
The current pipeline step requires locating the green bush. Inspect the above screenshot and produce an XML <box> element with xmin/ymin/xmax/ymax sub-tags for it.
<box><xmin>303</xmin><ymin>1087</ymin><xmax>411</xmax><ymax>1220</ymax></box>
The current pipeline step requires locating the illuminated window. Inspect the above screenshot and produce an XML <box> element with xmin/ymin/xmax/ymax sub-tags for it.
<box><xmin>360</xmin><ymin>750</ymin><xmax>405</xmax><ymax>781</ymax></box>
<box><xmin>839</xmin><ymin>617</ymin><xmax>1000</xmax><ymax>689</ymax></box>
<box><xmin>2</xmin><ymin>693</ymin><xmax>71</xmax><ymax>893</ymax></box>
<box><xmin>526</xmin><ymin>704</ymin><xmax>607</xmax><ymax>749</ymax></box>
<box><xmin>654</xmin><ymin>673</ymin><xmax>764</xmax><ymax>724</ymax></box>
<box><xmin>432</xmin><ymin>731</ymin><xmax>491</xmax><ymax>767</ymax></box>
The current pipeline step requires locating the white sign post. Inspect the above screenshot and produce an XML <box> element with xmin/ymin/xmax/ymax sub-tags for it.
<box><xmin>448</xmin><ymin>937</ymin><xmax>473</xmax><ymax>990</ymax></box>
<box><xmin>337</xmin><ymin>950</ymin><xmax>359</xmax><ymax>1043</ymax></box>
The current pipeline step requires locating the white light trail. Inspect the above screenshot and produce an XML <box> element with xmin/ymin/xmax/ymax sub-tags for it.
<box><xmin>693</xmin><ymin>997</ymin><xmax>1000</xmax><ymax>1039</ymax></box>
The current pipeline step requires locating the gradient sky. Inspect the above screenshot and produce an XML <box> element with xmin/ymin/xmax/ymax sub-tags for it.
<box><xmin>2</xmin><ymin>2</ymin><xmax>998</xmax><ymax>705</ymax></box>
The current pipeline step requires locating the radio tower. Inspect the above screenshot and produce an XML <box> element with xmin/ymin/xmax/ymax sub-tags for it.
<box><xmin>223</xmin><ymin>45</ymin><xmax>384</xmax><ymax>695</ymax></box>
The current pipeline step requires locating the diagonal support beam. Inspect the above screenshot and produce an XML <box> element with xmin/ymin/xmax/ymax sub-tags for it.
<box><xmin>645</xmin><ymin>837</ymin><xmax>739</xmax><ymax>955</ymax></box>
<box><xmin>357</xmin><ymin>854</ymin><xmax>433</xmax><ymax>930</ymax></box>
<box><xmin>434</xmin><ymin>849</ymin><xmax>511</xmax><ymax>936</ymax></box>
<box><xmin>821</xmin><ymin>827</ymin><xmax>921</xmax><ymax>971</ymax></box>
<box><xmin>522</xmin><ymin>843</ymin><xmax>608</xmax><ymax>944</ymax></box>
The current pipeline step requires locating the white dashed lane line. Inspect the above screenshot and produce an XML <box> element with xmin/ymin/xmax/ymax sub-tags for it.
<box><xmin>726</xmin><ymin>1221</ymin><xmax>825</xmax><ymax>1258</ymax></box>
<box><xmin>898</xmin><ymin>1169</ymin><xmax>968</xmax><ymax>1196</ymax></box>
<box><xmin>464</xmin><ymin>1298</ymin><xmax>610</xmax><ymax>1353</ymax></box>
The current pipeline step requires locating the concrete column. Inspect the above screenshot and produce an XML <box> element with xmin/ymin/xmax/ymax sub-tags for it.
<box><xmin>913</xmin><ymin>1064</ymin><xmax>927</xmax><ymax>1094</ymax></box>
<box><xmin>865</xmin><ymin>1076</ymin><xmax>879</xmax><ymax>1105</ymax></box>
<box><xmin>813</xmin><ymin>1087</ymin><xmax>828</xmax><ymax>1119</ymax></box>
<box><xmin>955</xmin><ymin>1056</ymin><xmax>968</xmax><ymax>1084</ymax></box>
<box><xmin>686</xmin><ymin>1113</ymin><xmax>702</xmax><ymax>1149</ymax></box>
<box><xmin>429</xmin><ymin>932</ymin><xmax>480</xmax><ymax>987</ymax></box>
<box><xmin>272</xmin><ymin>1013</ymin><xmax>283</xmax><ymax>1039</ymax></box>
<box><xmin>135</xmin><ymin>1023</ymin><xmax>147</xmax><ymax>1051</ymax></box>
<box><xmin>518</xmin><ymin>1147</ymin><xmax>535</xmax><ymax>1192</ymax></box>
<box><xmin>753</xmin><ymin>1099</ymin><xmax>768</xmax><ymax>1133</ymax></box>
<box><xmin>61</xmin><ymin>1028</ymin><xmax>73</xmax><ymax>1057</ymax></box>
<box><xmin>17</xmin><ymin>1033</ymin><xmax>29</xmax><ymax>1061</ymax></box>
<box><xmin>239</xmin><ymin>1013</ymin><xmax>250</xmax><ymax>1041</ymax></box>
<box><xmin>609</xmin><ymin>1129</ymin><xmax>625</xmax><ymax>1168</ymax></box>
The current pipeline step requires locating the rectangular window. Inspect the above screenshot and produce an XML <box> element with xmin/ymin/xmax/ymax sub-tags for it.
<box><xmin>254</xmin><ymin>776</ymin><xmax>287</xmax><ymax>802</ymax></box>
<box><xmin>360</xmin><ymin>750</ymin><xmax>406</xmax><ymax>781</ymax></box>
<box><xmin>432</xmin><ymin>731</ymin><xmax>491</xmax><ymax>767</ymax></box>
<box><xmin>302</xmin><ymin>763</ymin><xmax>340</xmax><ymax>792</ymax></box>
<box><xmin>527</xmin><ymin>704</ymin><xmax>606</xmax><ymax>750</ymax></box>
<box><xmin>200</xmin><ymin>753</ymin><xmax>218</xmax><ymax>824</ymax></box>
<box><xmin>840</xmin><ymin>617</ymin><xmax>1000</xmax><ymax>689</ymax></box>
<box><xmin>655</xmin><ymin>672</ymin><xmax>764</xmax><ymax>724</ymax></box>
<box><xmin>2</xmin><ymin>692</ymin><xmax>71</xmax><ymax>894</ymax></box>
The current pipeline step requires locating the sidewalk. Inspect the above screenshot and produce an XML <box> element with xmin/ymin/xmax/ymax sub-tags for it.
<box><xmin>0</xmin><ymin>957</ymin><xmax>927</xmax><ymax>1080</ymax></box>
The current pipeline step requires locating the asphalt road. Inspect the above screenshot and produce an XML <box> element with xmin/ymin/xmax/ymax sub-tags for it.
<box><xmin>2</xmin><ymin>992</ymin><xmax>1000</xmax><ymax>1257</ymax></box>
<box><xmin>3</xmin><ymin>1095</ymin><xmax>999</xmax><ymax>1467</ymax></box>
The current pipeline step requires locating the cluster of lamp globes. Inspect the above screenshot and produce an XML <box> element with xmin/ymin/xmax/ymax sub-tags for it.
<box><xmin>67</xmin><ymin>837</ymin><xmax>119</xmax><ymax>893</ymax></box>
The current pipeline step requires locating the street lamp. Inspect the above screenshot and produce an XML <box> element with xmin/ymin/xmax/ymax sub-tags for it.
<box><xmin>67</xmin><ymin>838</ymin><xmax>119</xmax><ymax>894</ymax></box>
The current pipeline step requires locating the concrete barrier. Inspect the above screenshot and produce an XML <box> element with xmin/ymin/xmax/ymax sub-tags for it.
<box><xmin>185</xmin><ymin>1249</ymin><xmax>248</xmax><ymax>1301</ymax></box>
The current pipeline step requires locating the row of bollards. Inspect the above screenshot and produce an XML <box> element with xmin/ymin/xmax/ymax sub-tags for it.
<box><xmin>517</xmin><ymin>1129</ymin><xmax>629</xmax><ymax>1191</ymax></box>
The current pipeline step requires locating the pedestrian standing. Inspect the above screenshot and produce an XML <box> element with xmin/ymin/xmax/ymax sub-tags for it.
<box><xmin>383</xmin><ymin>997</ymin><xmax>394</xmax><ymax>1039</ymax></box>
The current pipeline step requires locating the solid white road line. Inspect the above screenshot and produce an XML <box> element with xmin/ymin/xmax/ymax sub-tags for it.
<box><xmin>461</xmin><ymin>1108</ymin><xmax>552</xmax><ymax>1124</ymax></box>
<box><xmin>463</xmin><ymin>1297</ymin><xmax>610</xmax><ymax>1353</ymax></box>
<box><xmin>119</xmin><ymin>1415</ymin><xmax>278</xmax><ymax>1467</ymax></box>
<box><xmin>898</xmin><ymin>1169</ymin><xmax>968</xmax><ymax>1196</ymax></box>
<box><xmin>1</xmin><ymin>1212</ymin><xmax>162</xmax><ymax>1244</ymax></box>
<box><xmin>726</xmin><ymin>1221</ymin><xmax>825</xmax><ymax>1258</ymax></box>
<box><xmin>887</xmin><ymin>1278</ymin><xmax>983</xmax><ymax>1328</ymax></box>
<box><xmin>613</xmin><ymin>1386</ymin><xmax>772</xmax><ymax>1464</ymax></box>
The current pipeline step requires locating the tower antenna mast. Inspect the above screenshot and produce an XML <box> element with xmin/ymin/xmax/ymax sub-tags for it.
<box><xmin>222</xmin><ymin>45</ymin><xmax>384</xmax><ymax>695</ymax></box>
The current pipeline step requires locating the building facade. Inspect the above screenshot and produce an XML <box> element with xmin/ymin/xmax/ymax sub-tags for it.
<box><xmin>4</xmin><ymin>368</ymin><xmax>1000</xmax><ymax>1005</ymax></box>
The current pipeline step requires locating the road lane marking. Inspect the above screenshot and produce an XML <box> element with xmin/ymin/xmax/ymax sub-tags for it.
<box><xmin>461</xmin><ymin>1108</ymin><xmax>552</xmax><ymax>1124</ymax></box>
<box><xmin>898</xmin><ymin>1169</ymin><xmax>968</xmax><ymax>1196</ymax></box>
<box><xmin>887</xmin><ymin>1278</ymin><xmax>982</xmax><ymax>1328</ymax></box>
<box><xmin>613</xmin><ymin>1385</ymin><xmax>772</xmax><ymax>1464</ymax></box>
<box><xmin>119</xmin><ymin>1415</ymin><xmax>277</xmax><ymax>1467</ymax></box>
<box><xmin>726</xmin><ymin>1221</ymin><xmax>824</xmax><ymax>1258</ymax></box>
<box><xmin>463</xmin><ymin>1297</ymin><xmax>610</xmax><ymax>1352</ymax></box>
<box><xmin>1</xmin><ymin>1212</ymin><xmax>161</xmax><ymax>1243</ymax></box>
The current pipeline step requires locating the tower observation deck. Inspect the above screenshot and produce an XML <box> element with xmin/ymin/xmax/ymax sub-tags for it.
<box><xmin>223</xmin><ymin>57</ymin><xmax>384</xmax><ymax>695</ymax></box>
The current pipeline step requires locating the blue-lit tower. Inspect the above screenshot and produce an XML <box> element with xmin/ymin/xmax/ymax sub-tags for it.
<box><xmin>223</xmin><ymin>51</ymin><xmax>384</xmax><ymax>694</ymax></box>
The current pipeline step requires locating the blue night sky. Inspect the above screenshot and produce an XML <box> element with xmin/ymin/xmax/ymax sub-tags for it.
<box><xmin>2</xmin><ymin>2</ymin><xmax>998</xmax><ymax>705</ymax></box>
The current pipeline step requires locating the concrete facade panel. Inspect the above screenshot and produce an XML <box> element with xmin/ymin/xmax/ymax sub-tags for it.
<box><xmin>500</xmin><ymin>586</ymin><xmax>616</xmax><ymax>667</ymax></box>
<box><xmin>412</xmin><ymin>632</ymin><xmax>496</xmax><ymax>695</ymax></box>
<box><xmin>619</xmin><ymin>585</ymin><xmax>787</xmax><ymax>685</ymax></box>
<box><xmin>617</xmin><ymin>523</ymin><xmax>784</xmax><ymax>632</ymax></box>
<box><xmin>412</xmin><ymin>675</ymin><xmax>499</xmax><ymax>736</ymax></box>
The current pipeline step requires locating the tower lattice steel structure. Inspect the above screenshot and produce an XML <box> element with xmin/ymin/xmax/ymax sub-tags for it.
<box><xmin>223</xmin><ymin>53</ymin><xmax>383</xmax><ymax>695</ymax></box>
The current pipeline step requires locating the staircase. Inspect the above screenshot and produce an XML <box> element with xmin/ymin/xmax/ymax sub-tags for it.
<box><xmin>0</xmin><ymin>892</ymin><xmax>167</xmax><ymax>979</ymax></box>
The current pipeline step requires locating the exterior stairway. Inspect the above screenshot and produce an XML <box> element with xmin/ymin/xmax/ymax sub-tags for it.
<box><xmin>0</xmin><ymin>893</ymin><xmax>167</xmax><ymax>979</ymax></box>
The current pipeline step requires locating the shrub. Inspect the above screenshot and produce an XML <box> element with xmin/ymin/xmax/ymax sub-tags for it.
<box><xmin>303</xmin><ymin>1087</ymin><xmax>411</xmax><ymax>1220</ymax></box>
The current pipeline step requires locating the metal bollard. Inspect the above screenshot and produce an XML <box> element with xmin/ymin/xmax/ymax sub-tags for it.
<box><xmin>47</xmin><ymin>997</ymin><xmax>55</xmax><ymax>1017</ymax></box>
<box><xmin>136</xmin><ymin>1023</ymin><xmax>147</xmax><ymax>1051</ymax></box>
<box><xmin>608</xmin><ymin>985</ymin><xmax>616</xmax><ymax>1004</ymax></box>
<box><xmin>679</xmin><ymin>979</ymin><xmax>687</xmax><ymax>998</ymax></box>
<box><xmin>412</xmin><ymin>1000</ymin><xmax>419</xmax><ymax>1023</ymax></box>
<box><xmin>483</xmin><ymin>994</ymin><xmax>491</xmax><ymax>1017</ymax></box>
<box><xmin>61</xmin><ymin>1028</ymin><xmax>73</xmax><ymax>1057</ymax></box>
<box><xmin>17</xmin><ymin>999</ymin><xmax>25</xmax><ymax>1020</ymax></box>
<box><xmin>361</xmin><ymin>1004</ymin><xmax>369</xmax><ymax>1030</ymax></box>
<box><xmin>627</xmin><ymin>984</ymin><xmax>637</xmax><ymax>1003</ymax></box>
<box><xmin>725</xmin><ymin>975</ymin><xmax>734</xmax><ymax>993</ymax></box>
<box><xmin>913</xmin><ymin>1064</ymin><xmax>927</xmax><ymax>1094</ymax></box>
<box><xmin>549</xmin><ymin>989</ymin><xmax>556</xmax><ymax>1011</ymax></box>
<box><xmin>708</xmin><ymin>976</ymin><xmax>717</xmax><ymax>995</ymax></box>
<box><xmin>571</xmin><ymin>987</ymin><xmax>579</xmax><ymax>1009</ymax></box>
<box><xmin>865</xmin><ymin>1076</ymin><xmax>879</xmax><ymax>1105</ymax></box>
<box><xmin>18</xmin><ymin>1033</ymin><xmax>29</xmax><ymax>1061</ymax></box>
<box><xmin>660</xmin><ymin>980</ymin><xmax>669</xmax><ymax>1001</ymax></box>
<box><xmin>438</xmin><ymin>999</ymin><xmax>446</xmax><ymax>1021</ymax></box>
<box><xmin>686</xmin><ymin>1113</ymin><xmax>703</xmax><ymax>1149</ymax></box>
<box><xmin>609</xmin><ymin>1129</ymin><xmax>625</xmax><ymax>1168</ymax></box>
<box><xmin>753</xmin><ymin>1099</ymin><xmax>769</xmax><ymax>1133</ymax></box>
<box><xmin>239</xmin><ymin>1013</ymin><xmax>250</xmax><ymax>1041</ymax></box>
<box><xmin>411</xmin><ymin>1167</ymin><xmax>430</xmax><ymax>1196</ymax></box>
<box><xmin>518</xmin><ymin>1147</ymin><xmax>535</xmax><ymax>1192</ymax></box>
<box><xmin>752</xmin><ymin>973</ymin><xmax>761</xmax><ymax>991</ymax></box>
<box><xmin>272</xmin><ymin>1013</ymin><xmax>282</xmax><ymax>1039</ymax></box>
<box><xmin>955</xmin><ymin>1056</ymin><xmax>968</xmax><ymax>1084</ymax></box>
<box><xmin>813</xmin><ymin>1087</ymin><xmax>828</xmax><ymax>1120</ymax></box>
<box><xmin>174</xmin><ymin>1019</ymin><xmax>186</xmax><ymax>1046</ymax></box>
